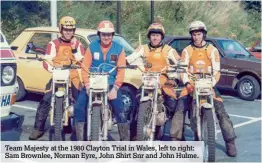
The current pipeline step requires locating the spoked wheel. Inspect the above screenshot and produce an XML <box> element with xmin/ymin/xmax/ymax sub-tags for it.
<box><xmin>90</xmin><ymin>106</ymin><xmax>102</xmax><ymax>141</ymax></box>
<box><xmin>136</xmin><ymin>101</ymin><xmax>153</xmax><ymax>141</ymax></box>
<box><xmin>201</xmin><ymin>108</ymin><xmax>216</xmax><ymax>162</ymax></box>
<box><xmin>54</xmin><ymin>96</ymin><xmax>64</xmax><ymax>141</ymax></box>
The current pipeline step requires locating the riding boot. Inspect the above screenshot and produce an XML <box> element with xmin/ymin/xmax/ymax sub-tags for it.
<box><xmin>29</xmin><ymin>100</ymin><xmax>51</xmax><ymax>140</ymax></box>
<box><xmin>226</xmin><ymin>140</ymin><xmax>237</xmax><ymax>157</ymax></box>
<box><xmin>75</xmin><ymin>122</ymin><xmax>85</xmax><ymax>141</ymax></box>
<box><xmin>118</xmin><ymin>123</ymin><xmax>130</xmax><ymax>141</ymax></box>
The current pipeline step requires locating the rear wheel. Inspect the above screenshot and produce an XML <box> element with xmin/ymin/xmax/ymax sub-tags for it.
<box><xmin>201</xmin><ymin>108</ymin><xmax>216</xmax><ymax>162</ymax></box>
<box><xmin>136</xmin><ymin>101</ymin><xmax>152</xmax><ymax>141</ymax></box>
<box><xmin>90</xmin><ymin>106</ymin><xmax>101</xmax><ymax>141</ymax></box>
<box><xmin>54</xmin><ymin>96</ymin><xmax>64</xmax><ymax>141</ymax></box>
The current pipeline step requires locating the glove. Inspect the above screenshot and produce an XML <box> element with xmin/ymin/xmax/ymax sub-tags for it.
<box><xmin>185</xmin><ymin>82</ymin><xmax>194</xmax><ymax>93</ymax></box>
<box><xmin>165</xmin><ymin>79</ymin><xmax>177</xmax><ymax>87</ymax></box>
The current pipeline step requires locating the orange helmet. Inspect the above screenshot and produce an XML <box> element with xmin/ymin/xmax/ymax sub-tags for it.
<box><xmin>97</xmin><ymin>20</ymin><xmax>115</xmax><ymax>34</ymax></box>
<box><xmin>59</xmin><ymin>16</ymin><xmax>76</xmax><ymax>33</ymax></box>
<box><xmin>147</xmin><ymin>23</ymin><xmax>165</xmax><ymax>39</ymax></box>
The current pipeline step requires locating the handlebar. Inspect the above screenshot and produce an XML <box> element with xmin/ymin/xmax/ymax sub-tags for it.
<box><xmin>37</xmin><ymin>57</ymin><xmax>80</xmax><ymax>70</ymax></box>
<box><xmin>88</xmin><ymin>63</ymin><xmax>137</xmax><ymax>75</ymax></box>
<box><xmin>130</xmin><ymin>63</ymin><xmax>188</xmax><ymax>74</ymax></box>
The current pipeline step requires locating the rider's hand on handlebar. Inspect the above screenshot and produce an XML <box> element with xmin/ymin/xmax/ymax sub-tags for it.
<box><xmin>185</xmin><ymin>82</ymin><xmax>194</xmax><ymax>93</ymax></box>
<box><xmin>165</xmin><ymin>79</ymin><xmax>177</xmax><ymax>87</ymax></box>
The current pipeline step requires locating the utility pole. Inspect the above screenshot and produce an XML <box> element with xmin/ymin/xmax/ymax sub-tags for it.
<box><xmin>116</xmin><ymin>1</ymin><xmax>121</xmax><ymax>34</ymax></box>
<box><xmin>51</xmin><ymin>0</ymin><xmax>57</xmax><ymax>40</ymax></box>
<box><xmin>151</xmin><ymin>0</ymin><xmax>154</xmax><ymax>24</ymax></box>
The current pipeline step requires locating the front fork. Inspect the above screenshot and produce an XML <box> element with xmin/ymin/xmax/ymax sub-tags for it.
<box><xmin>141</xmin><ymin>86</ymin><xmax>159</xmax><ymax>141</ymax></box>
<box><xmin>195</xmin><ymin>93</ymin><xmax>216</xmax><ymax>140</ymax></box>
<box><xmin>87</xmin><ymin>90</ymin><xmax>109</xmax><ymax>141</ymax></box>
<box><xmin>49</xmin><ymin>83</ymin><xmax>69</xmax><ymax>126</ymax></box>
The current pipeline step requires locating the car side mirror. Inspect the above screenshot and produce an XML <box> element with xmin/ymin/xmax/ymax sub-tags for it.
<box><xmin>11</xmin><ymin>46</ymin><xmax>18</xmax><ymax>50</ymax></box>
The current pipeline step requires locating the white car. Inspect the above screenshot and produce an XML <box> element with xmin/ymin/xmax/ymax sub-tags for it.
<box><xmin>0</xmin><ymin>30</ymin><xmax>24</xmax><ymax>134</ymax></box>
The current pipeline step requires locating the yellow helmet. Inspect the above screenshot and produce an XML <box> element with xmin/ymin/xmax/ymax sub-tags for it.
<box><xmin>59</xmin><ymin>16</ymin><xmax>76</xmax><ymax>32</ymax></box>
<box><xmin>147</xmin><ymin>23</ymin><xmax>165</xmax><ymax>39</ymax></box>
<box><xmin>188</xmin><ymin>20</ymin><xmax>207</xmax><ymax>34</ymax></box>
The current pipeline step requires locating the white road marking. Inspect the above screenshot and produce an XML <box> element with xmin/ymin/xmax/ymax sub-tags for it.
<box><xmin>228</xmin><ymin>114</ymin><xmax>258</xmax><ymax>120</ymax></box>
<box><xmin>221</xmin><ymin>95</ymin><xmax>261</xmax><ymax>101</ymax></box>
<box><xmin>217</xmin><ymin>117</ymin><xmax>262</xmax><ymax>133</ymax></box>
<box><xmin>13</xmin><ymin>103</ymin><xmax>262</xmax><ymax>141</ymax></box>
<box><xmin>13</xmin><ymin>104</ymin><xmax>37</xmax><ymax>111</ymax></box>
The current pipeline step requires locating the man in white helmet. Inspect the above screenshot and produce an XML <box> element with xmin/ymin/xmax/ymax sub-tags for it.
<box><xmin>169</xmin><ymin>21</ymin><xmax>237</xmax><ymax>157</ymax></box>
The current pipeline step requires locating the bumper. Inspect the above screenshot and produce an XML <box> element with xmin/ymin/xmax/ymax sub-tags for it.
<box><xmin>1</xmin><ymin>112</ymin><xmax>24</xmax><ymax>132</ymax></box>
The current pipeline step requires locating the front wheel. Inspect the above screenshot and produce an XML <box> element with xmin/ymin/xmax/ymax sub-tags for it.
<box><xmin>54</xmin><ymin>96</ymin><xmax>64</xmax><ymax>141</ymax></box>
<box><xmin>136</xmin><ymin>101</ymin><xmax>152</xmax><ymax>141</ymax></box>
<box><xmin>201</xmin><ymin>108</ymin><xmax>216</xmax><ymax>162</ymax></box>
<box><xmin>90</xmin><ymin>106</ymin><xmax>101</xmax><ymax>141</ymax></box>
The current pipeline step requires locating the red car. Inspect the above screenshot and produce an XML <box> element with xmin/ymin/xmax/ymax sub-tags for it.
<box><xmin>248</xmin><ymin>40</ymin><xmax>261</xmax><ymax>59</ymax></box>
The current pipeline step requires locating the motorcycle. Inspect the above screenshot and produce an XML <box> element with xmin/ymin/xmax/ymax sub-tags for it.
<box><xmin>188</xmin><ymin>72</ymin><xmax>217</xmax><ymax>162</ymax></box>
<box><xmin>86</xmin><ymin>63</ymin><xmax>135</xmax><ymax>141</ymax></box>
<box><xmin>38</xmin><ymin>55</ymin><xmax>80</xmax><ymax>141</ymax></box>
<box><xmin>134</xmin><ymin>63</ymin><xmax>186</xmax><ymax>141</ymax></box>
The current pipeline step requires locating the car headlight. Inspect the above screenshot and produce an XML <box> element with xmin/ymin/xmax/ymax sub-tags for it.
<box><xmin>2</xmin><ymin>66</ymin><xmax>15</xmax><ymax>84</ymax></box>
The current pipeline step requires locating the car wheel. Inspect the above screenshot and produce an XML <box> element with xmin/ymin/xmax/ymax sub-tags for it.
<box><xmin>16</xmin><ymin>77</ymin><xmax>26</xmax><ymax>101</ymax></box>
<box><xmin>237</xmin><ymin>75</ymin><xmax>260</xmax><ymax>101</ymax></box>
<box><xmin>120</xmin><ymin>85</ymin><xmax>137</xmax><ymax>121</ymax></box>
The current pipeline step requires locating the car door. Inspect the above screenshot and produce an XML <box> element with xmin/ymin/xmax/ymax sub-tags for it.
<box><xmin>18</xmin><ymin>32</ymin><xmax>54</xmax><ymax>92</ymax></box>
<box><xmin>169</xmin><ymin>39</ymin><xmax>226</xmax><ymax>86</ymax></box>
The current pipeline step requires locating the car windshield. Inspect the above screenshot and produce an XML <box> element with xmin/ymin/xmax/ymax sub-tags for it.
<box><xmin>88</xmin><ymin>35</ymin><xmax>134</xmax><ymax>56</ymax></box>
<box><xmin>217</xmin><ymin>39</ymin><xmax>254</xmax><ymax>59</ymax></box>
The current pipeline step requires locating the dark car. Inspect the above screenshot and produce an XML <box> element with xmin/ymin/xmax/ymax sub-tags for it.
<box><xmin>163</xmin><ymin>36</ymin><xmax>261</xmax><ymax>101</ymax></box>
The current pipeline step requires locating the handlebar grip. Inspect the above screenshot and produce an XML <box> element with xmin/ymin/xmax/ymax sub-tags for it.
<box><xmin>179</xmin><ymin>64</ymin><xmax>188</xmax><ymax>67</ymax></box>
<box><xmin>62</xmin><ymin>65</ymin><xmax>71</xmax><ymax>69</ymax></box>
<box><xmin>126</xmin><ymin>65</ymin><xmax>137</xmax><ymax>69</ymax></box>
<box><xmin>166</xmin><ymin>70</ymin><xmax>177</xmax><ymax>73</ymax></box>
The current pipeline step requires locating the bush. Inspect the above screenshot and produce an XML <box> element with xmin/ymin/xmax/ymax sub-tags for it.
<box><xmin>1</xmin><ymin>1</ymin><xmax>260</xmax><ymax>47</ymax></box>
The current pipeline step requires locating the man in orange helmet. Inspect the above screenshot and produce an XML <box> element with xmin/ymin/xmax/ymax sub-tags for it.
<box><xmin>29</xmin><ymin>16</ymin><xmax>85</xmax><ymax>140</ymax></box>
<box><xmin>169</xmin><ymin>21</ymin><xmax>237</xmax><ymax>157</ymax></box>
<box><xmin>126</xmin><ymin>22</ymin><xmax>181</xmax><ymax>140</ymax></box>
<box><xmin>74</xmin><ymin>20</ymin><xmax>129</xmax><ymax>141</ymax></box>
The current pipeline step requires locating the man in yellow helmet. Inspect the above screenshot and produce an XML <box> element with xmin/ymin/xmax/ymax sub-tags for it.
<box><xmin>169</xmin><ymin>21</ymin><xmax>237</xmax><ymax>157</ymax></box>
<box><xmin>126</xmin><ymin>23</ymin><xmax>181</xmax><ymax>140</ymax></box>
<box><xmin>29</xmin><ymin>16</ymin><xmax>85</xmax><ymax>140</ymax></box>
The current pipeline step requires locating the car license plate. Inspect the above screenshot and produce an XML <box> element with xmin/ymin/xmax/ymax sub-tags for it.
<box><xmin>0</xmin><ymin>94</ymin><xmax>11</xmax><ymax>107</ymax></box>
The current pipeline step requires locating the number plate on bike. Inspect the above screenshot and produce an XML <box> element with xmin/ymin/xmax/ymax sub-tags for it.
<box><xmin>195</xmin><ymin>79</ymin><xmax>212</xmax><ymax>89</ymax></box>
<box><xmin>53</xmin><ymin>69</ymin><xmax>70</xmax><ymax>81</ymax></box>
<box><xmin>142</xmin><ymin>75</ymin><xmax>158</xmax><ymax>87</ymax></box>
<box><xmin>90</xmin><ymin>74</ymin><xmax>108</xmax><ymax>90</ymax></box>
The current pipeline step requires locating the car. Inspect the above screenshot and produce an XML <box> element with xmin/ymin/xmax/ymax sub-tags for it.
<box><xmin>163</xmin><ymin>36</ymin><xmax>261</xmax><ymax>101</ymax></box>
<box><xmin>0</xmin><ymin>30</ymin><xmax>24</xmax><ymax>135</ymax></box>
<box><xmin>248</xmin><ymin>39</ymin><xmax>261</xmax><ymax>59</ymax></box>
<box><xmin>10</xmin><ymin>27</ymin><xmax>143</xmax><ymax>119</ymax></box>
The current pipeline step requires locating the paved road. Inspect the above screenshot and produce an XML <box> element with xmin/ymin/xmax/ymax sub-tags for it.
<box><xmin>2</xmin><ymin>89</ymin><xmax>261</xmax><ymax>162</ymax></box>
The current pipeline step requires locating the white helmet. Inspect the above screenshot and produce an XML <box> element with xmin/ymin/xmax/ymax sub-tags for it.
<box><xmin>188</xmin><ymin>21</ymin><xmax>207</xmax><ymax>33</ymax></box>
